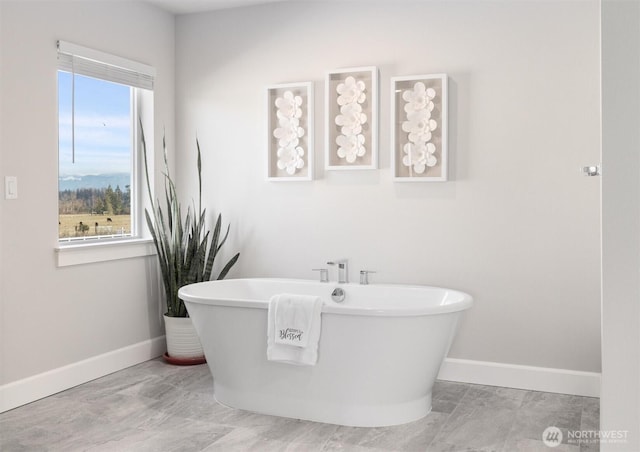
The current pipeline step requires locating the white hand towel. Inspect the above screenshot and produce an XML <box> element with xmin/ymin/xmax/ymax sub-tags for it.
<box><xmin>274</xmin><ymin>293</ymin><xmax>318</xmax><ymax>347</ymax></box>
<box><xmin>267</xmin><ymin>293</ymin><xmax>323</xmax><ymax>366</ymax></box>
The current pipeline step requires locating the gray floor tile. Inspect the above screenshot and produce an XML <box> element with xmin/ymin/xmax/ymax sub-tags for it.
<box><xmin>579</xmin><ymin>439</ymin><xmax>601</xmax><ymax>452</ymax></box>
<box><xmin>520</xmin><ymin>391</ymin><xmax>585</xmax><ymax>412</ymax></box>
<box><xmin>431</xmin><ymin>403</ymin><xmax>517</xmax><ymax>451</ymax></box>
<box><xmin>323</xmin><ymin>411</ymin><xmax>449</xmax><ymax>452</ymax></box>
<box><xmin>507</xmin><ymin>407</ymin><xmax>582</xmax><ymax>447</ymax></box>
<box><xmin>0</xmin><ymin>359</ymin><xmax>600</xmax><ymax>452</ymax></box>
<box><xmin>459</xmin><ymin>384</ymin><xmax>527</xmax><ymax>410</ymax></box>
<box><xmin>506</xmin><ymin>389</ymin><xmax>584</xmax><ymax>451</ymax></box>
<box><xmin>575</xmin><ymin>397</ymin><xmax>600</xmax><ymax>451</ymax></box>
<box><xmin>423</xmin><ymin>440</ymin><xmax>492</xmax><ymax>451</ymax></box>
<box><xmin>203</xmin><ymin>424</ymin><xmax>331</xmax><ymax>452</ymax></box>
<box><xmin>580</xmin><ymin>398</ymin><xmax>600</xmax><ymax>431</ymax></box>
<box><xmin>85</xmin><ymin>421</ymin><xmax>230</xmax><ymax>452</ymax></box>
<box><xmin>502</xmin><ymin>437</ymin><xmax>580</xmax><ymax>452</ymax></box>
<box><xmin>432</xmin><ymin>381</ymin><xmax>470</xmax><ymax>414</ymax></box>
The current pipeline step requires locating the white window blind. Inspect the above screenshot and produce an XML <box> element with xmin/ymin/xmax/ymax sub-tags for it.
<box><xmin>57</xmin><ymin>40</ymin><xmax>155</xmax><ymax>90</ymax></box>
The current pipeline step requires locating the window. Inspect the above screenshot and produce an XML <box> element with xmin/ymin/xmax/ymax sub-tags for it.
<box><xmin>56</xmin><ymin>41</ymin><xmax>156</xmax><ymax>265</ymax></box>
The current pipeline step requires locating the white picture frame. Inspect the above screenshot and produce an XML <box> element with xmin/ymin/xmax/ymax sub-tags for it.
<box><xmin>325</xmin><ymin>67</ymin><xmax>378</xmax><ymax>171</ymax></box>
<box><xmin>266</xmin><ymin>82</ymin><xmax>314</xmax><ymax>181</ymax></box>
<box><xmin>391</xmin><ymin>74</ymin><xmax>448</xmax><ymax>182</ymax></box>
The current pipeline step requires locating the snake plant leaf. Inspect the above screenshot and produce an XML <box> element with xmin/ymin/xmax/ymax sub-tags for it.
<box><xmin>197</xmin><ymin>138</ymin><xmax>203</xmax><ymax>216</ymax></box>
<box><xmin>216</xmin><ymin>223</ymin><xmax>231</xmax><ymax>255</ymax></box>
<box><xmin>140</xmin><ymin>122</ymin><xmax>240</xmax><ymax>318</ymax></box>
<box><xmin>204</xmin><ymin>214</ymin><xmax>222</xmax><ymax>279</ymax></box>
<box><xmin>217</xmin><ymin>252</ymin><xmax>240</xmax><ymax>280</ymax></box>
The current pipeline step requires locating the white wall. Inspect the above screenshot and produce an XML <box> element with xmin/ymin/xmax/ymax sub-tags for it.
<box><xmin>176</xmin><ymin>1</ymin><xmax>601</xmax><ymax>373</ymax></box>
<box><xmin>0</xmin><ymin>0</ymin><xmax>4</xmax><ymax>381</ymax></box>
<box><xmin>601</xmin><ymin>0</ymin><xmax>640</xmax><ymax>449</ymax></box>
<box><xmin>0</xmin><ymin>1</ymin><xmax>5</xmax><ymax>397</ymax></box>
<box><xmin>0</xmin><ymin>0</ymin><xmax>174</xmax><ymax>389</ymax></box>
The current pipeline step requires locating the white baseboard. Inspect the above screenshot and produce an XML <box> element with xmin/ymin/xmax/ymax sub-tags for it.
<box><xmin>437</xmin><ymin>358</ymin><xmax>601</xmax><ymax>397</ymax></box>
<box><xmin>0</xmin><ymin>336</ymin><xmax>166</xmax><ymax>413</ymax></box>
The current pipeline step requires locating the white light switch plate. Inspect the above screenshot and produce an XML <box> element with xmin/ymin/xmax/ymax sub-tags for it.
<box><xmin>5</xmin><ymin>176</ymin><xmax>17</xmax><ymax>199</ymax></box>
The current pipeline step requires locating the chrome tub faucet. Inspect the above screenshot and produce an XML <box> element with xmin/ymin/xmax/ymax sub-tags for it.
<box><xmin>327</xmin><ymin>259</ymin><xmax>349</xmax><ymax>283</ymax></box>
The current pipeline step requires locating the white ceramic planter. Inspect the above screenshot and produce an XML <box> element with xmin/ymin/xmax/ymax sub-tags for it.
<box><xmin>164</xmin><ymin>314</ymin><xmax>204</xmax><ymax>360</ymax></box>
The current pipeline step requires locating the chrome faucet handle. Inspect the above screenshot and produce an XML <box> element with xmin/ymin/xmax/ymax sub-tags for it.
<box><xmin>359</xmin><ymin>270</ymin><xmax>376</xmax><ymax>285</ymax></box>
<box><xmin>312</xmin><ymin>268</ymin><xmax>329</xmax><ymax>283</ymax></box>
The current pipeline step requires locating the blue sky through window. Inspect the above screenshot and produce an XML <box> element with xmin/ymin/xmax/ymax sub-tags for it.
<box><xmin>58</xmin><ymin>71</ymin><xmax>132</xmax><ymax>178</ymax></box>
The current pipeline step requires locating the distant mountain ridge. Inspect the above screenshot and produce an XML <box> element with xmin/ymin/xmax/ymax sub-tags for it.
<box><xmin>59</xmin><ymin>173</ymin><xmax>131</xmax><ymax>191</ymax></box>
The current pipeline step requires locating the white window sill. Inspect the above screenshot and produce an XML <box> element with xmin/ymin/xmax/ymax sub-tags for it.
<box><xmin>55</xmin><ymin>238</ymin><xmax>156</xmax><ymax>267</ymax></box>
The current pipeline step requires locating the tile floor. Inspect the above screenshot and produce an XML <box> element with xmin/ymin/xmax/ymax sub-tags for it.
<box><xmin>0</xmin><ymin>358</ymin><xmax>599</xmax><ymax>451</ymax></box>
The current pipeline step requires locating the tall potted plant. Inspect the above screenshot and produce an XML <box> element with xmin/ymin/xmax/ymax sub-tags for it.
<box><xmin>141</xmin><ymin>125</ymin><xmax>239</xmax><ymax>363</ymax></box>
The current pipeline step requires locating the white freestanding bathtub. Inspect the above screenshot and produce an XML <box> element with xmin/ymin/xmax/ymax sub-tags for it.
<box><xmin>178</xmin><ymin>278</ymin><xmax>472</xmax><ymax>427</ymax></box>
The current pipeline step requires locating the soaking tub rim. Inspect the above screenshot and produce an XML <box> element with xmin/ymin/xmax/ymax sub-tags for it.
<box><xmin>179</xmin><ymin>278</ymin><xmax>473</xmax><ymax>317</ymax></box>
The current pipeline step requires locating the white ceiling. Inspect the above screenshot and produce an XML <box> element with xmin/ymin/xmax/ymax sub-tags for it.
<box><xmin>144</xmin><ymin>0</ymin><xmax>286</xmax><ymax>15</ymax></box>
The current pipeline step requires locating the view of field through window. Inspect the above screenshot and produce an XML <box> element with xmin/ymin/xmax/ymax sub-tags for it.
<box><xmin>58</xmin><ymin>71</ymin><xmax>133</xmax><ymax>240</ymax></box>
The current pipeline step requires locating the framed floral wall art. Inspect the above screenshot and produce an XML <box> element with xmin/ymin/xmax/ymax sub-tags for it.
<box><xmin>325</xmin><ymin>67</ymin><xmax>378</xmax><ymax>170</ymax></box>
<box><xmin>266</xmin><ymin>82</ymin><xmax>314</xmax><ymax>181</ymax></box>
<box><xmin>391</xmin><ymin>74</ymin><xmax>448</xmax><ymax>181</ymax></box>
